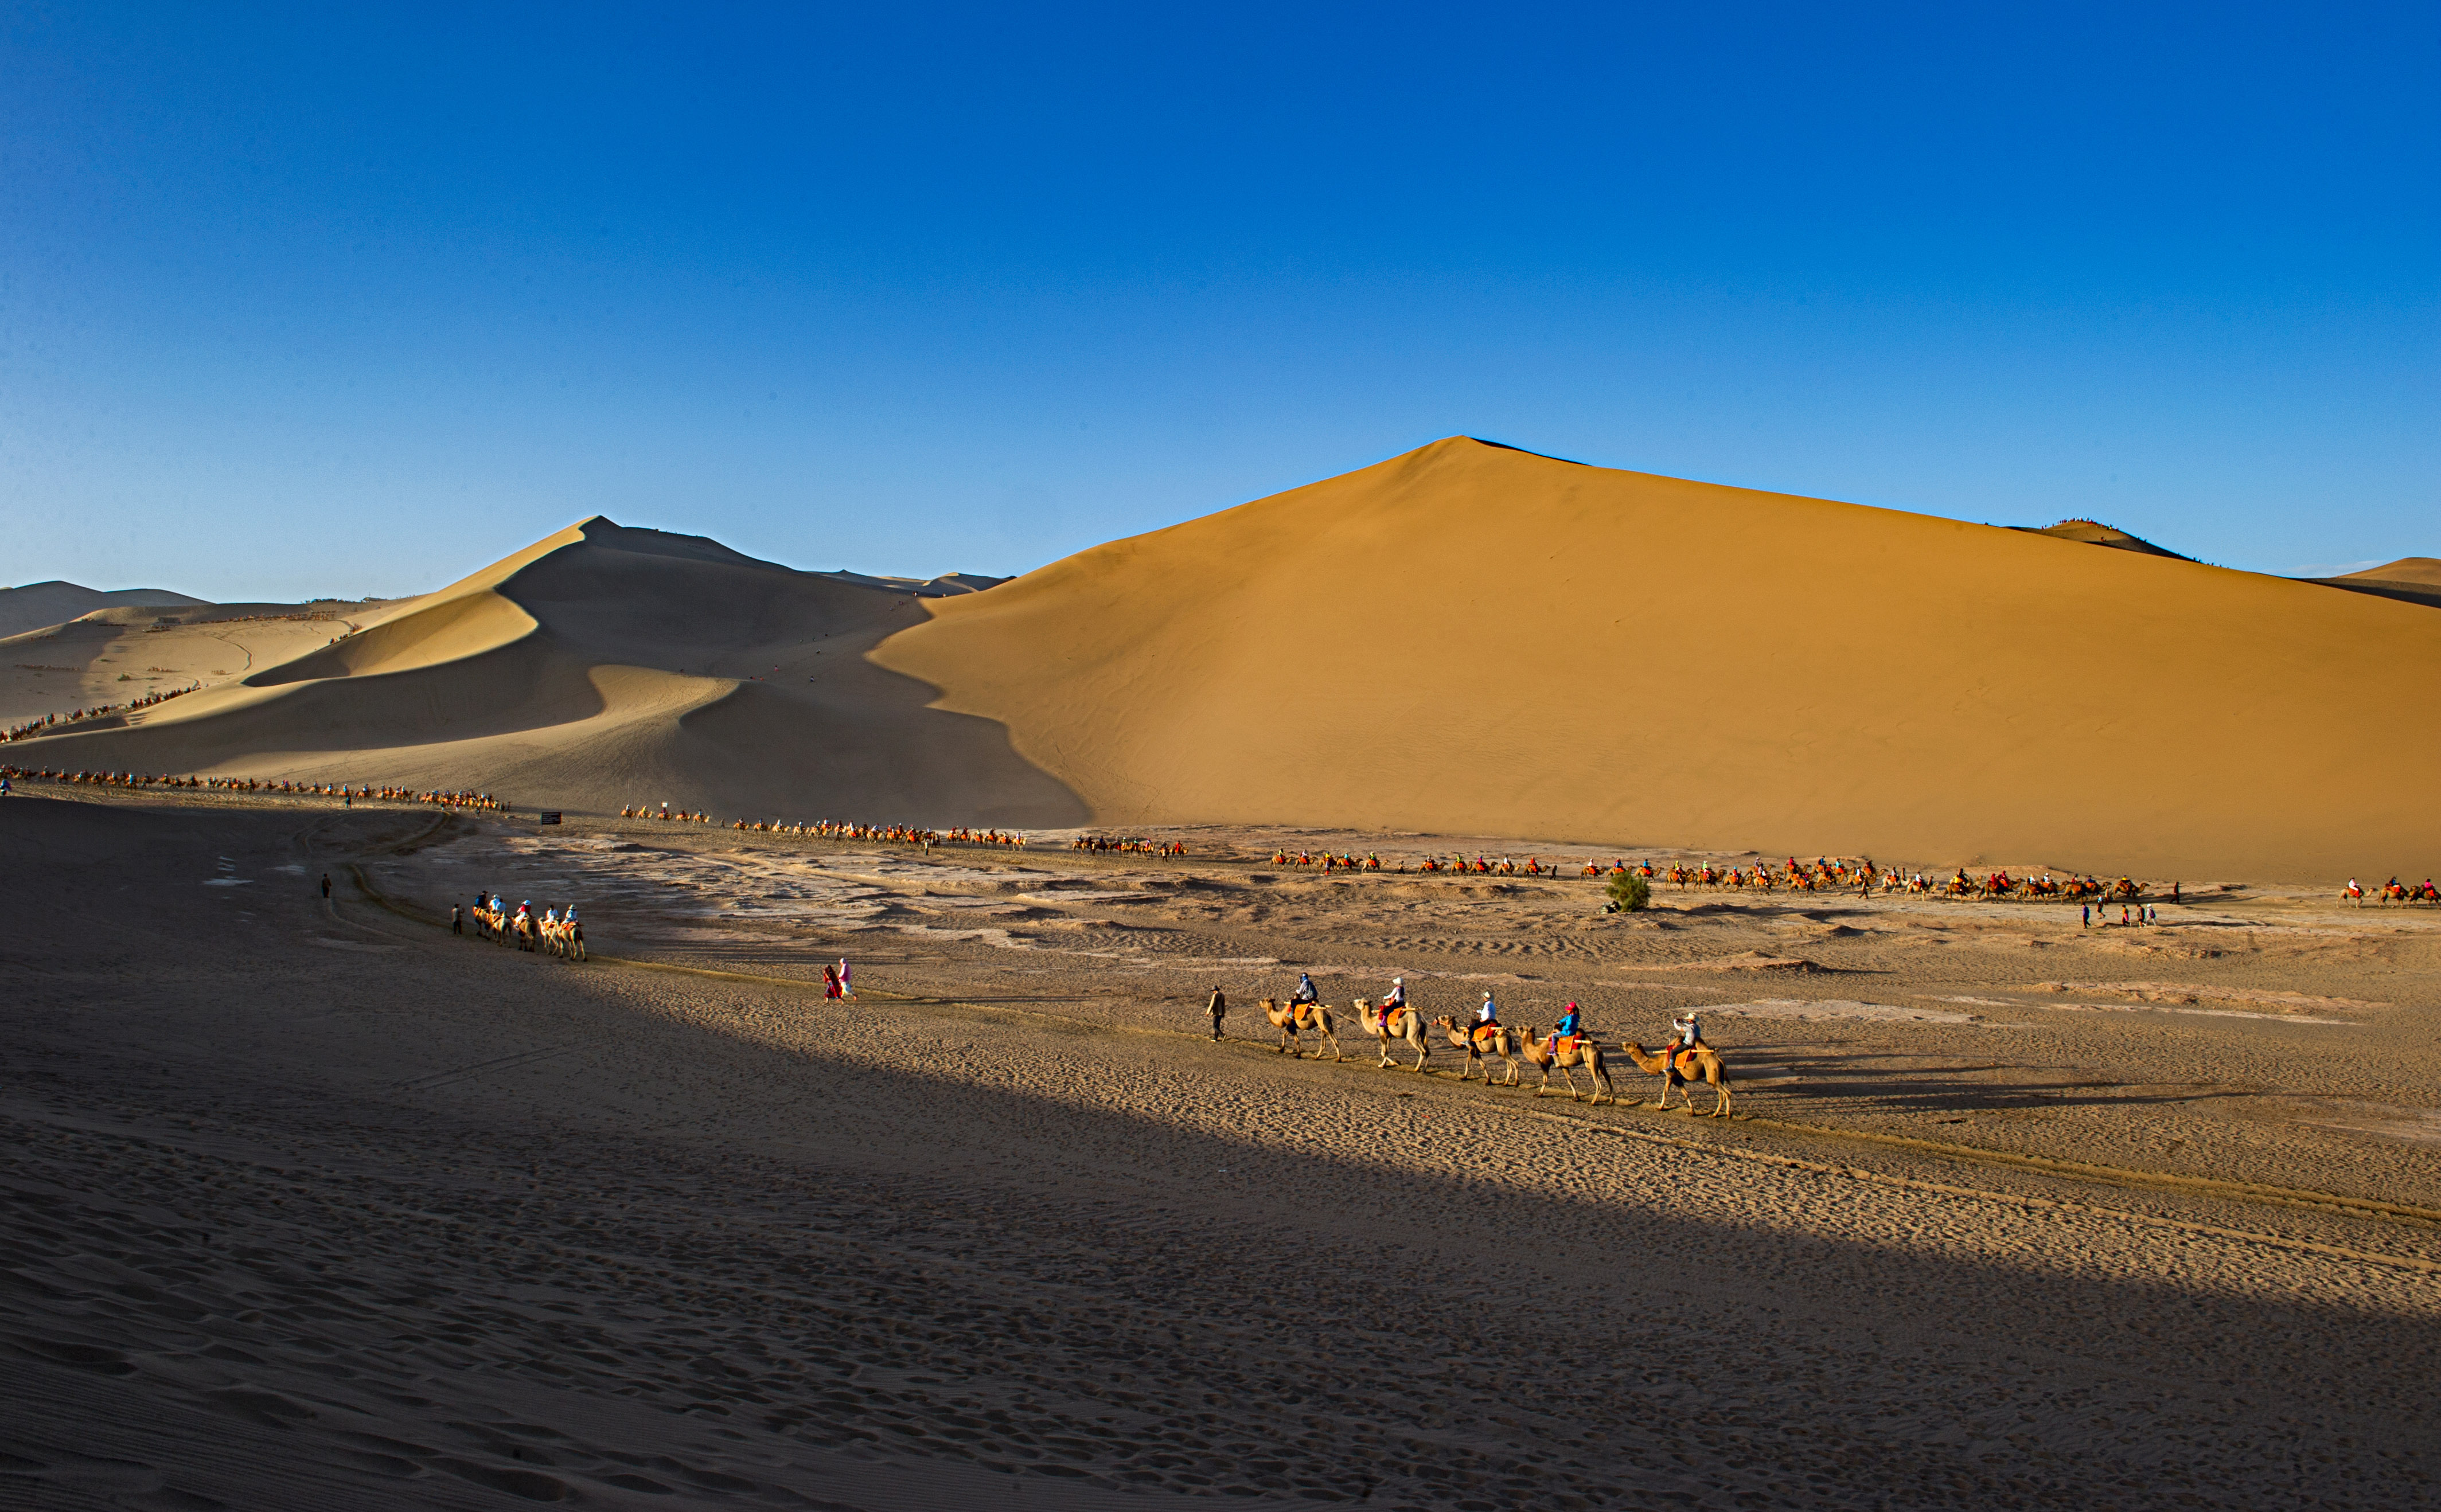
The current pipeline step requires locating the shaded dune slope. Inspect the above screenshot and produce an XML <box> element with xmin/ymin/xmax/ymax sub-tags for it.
<box><xmin>876</xmin><ymin>437</ymin><xmax>2441</xmax><ymax>877</ymax></box>
<box><xmin>2307</xmin><ymin>556</ymin><xmax>2441</xmax><ymax>611</ymax></box>
<box><xmin>17</xmin><ymin>519</ymin><xmax>1084</xmax><ymax>825</ymax></box>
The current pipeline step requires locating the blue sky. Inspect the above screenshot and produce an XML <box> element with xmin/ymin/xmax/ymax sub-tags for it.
<box><xmin>2</xmin><ymin>2</ymin><xmax>2433</xmax><ymax>599</ymax></box>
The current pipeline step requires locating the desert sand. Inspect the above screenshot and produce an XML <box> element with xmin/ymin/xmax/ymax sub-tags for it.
<box><xmin>9</xmin><ymin>438</ymin><xmax>2435</xmax><ymax>877</ymax></box>
<box><xmin>3</xmin><ymin>785</ymin><xmax>2436</xmax><ymax>1509</ymax></box>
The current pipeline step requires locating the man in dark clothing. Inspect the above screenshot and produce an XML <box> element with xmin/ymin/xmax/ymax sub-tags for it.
<box><xmin>320</xmin><ymin>873</ymin><xmax>332</xmax><ymax>899</ymax></box>
<box><xmin>1207</xmin><ymin>987</ymin><xmax>1226</xmax><ymax>1041</ymax></box>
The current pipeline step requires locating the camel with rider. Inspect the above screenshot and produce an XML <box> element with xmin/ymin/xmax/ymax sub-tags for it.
<box><xmin>1260</xmin><ymin>998</ymin><xmax>1343</xmax><ymax>1060</ymax></box>
<box><xmin>1434</xmin><ymin>1016</ymin><xmax>1524</xmax><ymax>1085</ymax></box>
<box><xmin>1354</xmin><ymin>997</ymin><xmax>1429</xmax><ymax>1071</ymax></box>
<box><xmin>1619</xmin><ymin>1040</ymin><xmax>1735</xmax><ymax>1116</ymax></box>
<box><xmin>1517</xmin><ymin>1026</ymin><xmax>1615</xmax><ymax>1104</ymax></box>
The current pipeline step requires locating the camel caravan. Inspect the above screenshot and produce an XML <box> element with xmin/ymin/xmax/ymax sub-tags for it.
<box><xmin>0</xmin><ymin>765</ymin><xmax>504</xmax><ymax>811</ymax></box>
<box><xmin>466</xmin><ymin>896</ymin><xmax>586</xmax><ymax>962</ymax></box>
<box><xmin>2353</xmin><ymin>877</ymin><xmax>2441</xmax><ymax>907</ymax></box>
<box><xmin>1254</xmin><ymin>986</ymin><xmax>1728</xmax><ymax>1115</ymax></box>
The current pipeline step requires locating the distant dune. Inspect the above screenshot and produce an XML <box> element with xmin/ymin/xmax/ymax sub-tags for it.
<box><xmin>2014</xmin><ymin>519</ymin><xmax>2193</xmax><ymax>560</ymax></box>
<box><xmin>2306</xmin><ymin>557</ymin><xmax>2441</xmax><ymax>611</ymax></box>
<box><xmin>0</xmin><ymin>580</ymin><xmax>208</xmax><ymax>639</ymax></box>
<box><xmin>7</xmin><ymin>520</ymin><xmax>1082</xmax><ymax>825</ymax></box>
<box><xmin>875</xmin><ymin>437</ymin><xmax>2441</xmax><ymax>877</ymax></box>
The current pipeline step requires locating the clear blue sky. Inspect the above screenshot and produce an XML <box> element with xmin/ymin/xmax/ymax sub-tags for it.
<box><xmin>2</xmin><ymin>2</ymin><xmax>2433</xmax><ymax>599</ymax></box>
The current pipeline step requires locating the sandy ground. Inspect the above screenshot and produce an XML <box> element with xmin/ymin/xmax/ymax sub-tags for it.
<box><xmin>4</xmin><ymin>788</ymin><xmax>2436</xmax><ymax>1510</ymax></box>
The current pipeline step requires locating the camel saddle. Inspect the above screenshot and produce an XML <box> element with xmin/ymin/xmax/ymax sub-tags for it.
<box><xmin>1554</xmin><ymin>1034</ymin><xmax>1582</xmax><ymax>1054</ymax></box>
<box><xmin>1469</xmin><ymin>1025</ymin><xmax>1504</xmax><ymax>1049</ymax></box>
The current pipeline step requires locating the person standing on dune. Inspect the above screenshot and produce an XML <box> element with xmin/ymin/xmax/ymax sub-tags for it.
<box><xmin>1207</xmin><ymin>987</ymin><xmax>1226</xmax><ymax>1040</ymax></box>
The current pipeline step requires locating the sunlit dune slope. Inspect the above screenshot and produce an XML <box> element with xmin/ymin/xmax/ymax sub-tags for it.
<box><xmin>876</xmin><ymin>437</ymin><xmax>2441</xmax><ymax>877</ymax></box>
<box><xmin>14</xmin><ymin>519</ymin><xmax>1083</xmax><ymax>825</ymax></box>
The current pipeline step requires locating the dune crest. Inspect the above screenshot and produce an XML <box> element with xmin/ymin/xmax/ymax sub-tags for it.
<box><xmin>876</xmin><ymin>436</ymin><xmax>2441</xmax><ymax>877</ymax></box>
<box><xmin>15</xmin><ymin>518</ymin><xmax>1084</xmax><ymax>825</ymax></box>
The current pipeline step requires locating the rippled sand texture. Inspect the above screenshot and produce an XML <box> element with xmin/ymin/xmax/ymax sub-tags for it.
<box><xmin>3</xmin><ymin>790</ymin><xmax>2435</xmax><ymax>1509</ymax></box>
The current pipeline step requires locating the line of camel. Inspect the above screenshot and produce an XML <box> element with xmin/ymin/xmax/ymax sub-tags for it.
<box><xmin>1258</xmin><ymin>998</ymin><xmax>1733</xmax><ymax>1116</ymax></box>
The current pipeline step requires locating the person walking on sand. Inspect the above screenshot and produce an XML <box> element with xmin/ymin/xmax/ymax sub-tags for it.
<box><xmin>1207</xmin><ymin>987</ymin><xmax>1226</xmax><ymax>1040</ymax></box>
<box><xmin>320</xmin><ymin>873</ymin><xmax>332</xmax><ymax>899</ymax></box>
<box><xmin>451</xmin><ymin>904</ymin><xmax>463</xmax><ymax>935</ymax></box>
<box><xmin>2081</xmin><ymin>903</ymin><xmax>2091</xmax><ymax>929</ymax></box>
<box><xmin>823</xmin><ymin>963</ymin><xmax>841</xmax><ymax>1001</ymax></box>
<box><xmin>837</xmin><ymin>958</ymin><xmax>854</xmax><ymax>998</ymax></box>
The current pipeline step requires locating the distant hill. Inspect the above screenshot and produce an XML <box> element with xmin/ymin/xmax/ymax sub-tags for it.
<box><xmin>2295</xmin><ymin>556</ymin><xmax>2441</xmax><ymax>611</ymax></box>
<box><xmin>2010</xmin><ymin>520</ymin><xmax>2193</xmax><ymax>560</ymax></box>
<box><xmin>0</xmin><ymin>581</ymin><xmax>209</xmax><ymax>639</ymax></box>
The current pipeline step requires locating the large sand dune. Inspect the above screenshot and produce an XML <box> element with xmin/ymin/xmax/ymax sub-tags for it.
<box><xmin>876</xmin><ymin>437</ymin><xmax>2441</xmax><ymax>877</ymax></box>
<box><xmin>14</xmin><ymin>440</ymin><xmax>2433</xmax><ymax>876</ymax></box>
<box><xmin>10</xmin><ymin>518</ymin><xmax>1084</xmax><ymax>825</ymax></box>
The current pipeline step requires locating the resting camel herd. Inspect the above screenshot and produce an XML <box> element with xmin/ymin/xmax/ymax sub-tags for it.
<box><xmin>1258</xmin><ymin>998</ymin><xmax>1734</xmax><ymax>1116</ymax></box>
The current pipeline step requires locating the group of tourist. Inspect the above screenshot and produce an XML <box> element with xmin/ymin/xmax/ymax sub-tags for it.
<box><xmin>0</xmin><ymin>766</ymin><xmax>505</xmax><ymax>811</ymax></box>
<box><xmin>708</xmin><ymin>815</ymin><xmax>1030</xmax><ymax>851</ymax></box>
<box><xmin>621</xmin><ymin>804</ymin><xmax>713</xmax><ymax>823</ymax></box>
<box><xmin>1</xmin><ymin>681</ymin><xmax>202</xmax><ymax>742</ymax></box>
<box><xmin>2346</xmin><ymin>878</ymin><xmax>2441</xmax><ymax>905</ymax></box>
<box><xmin>1074</xmin><ymin>835</ymin><xmax>1187</xmax><ymax>855</ymax></box>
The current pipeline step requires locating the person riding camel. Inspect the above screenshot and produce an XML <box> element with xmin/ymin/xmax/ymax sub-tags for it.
<box><xmin>1290</xmin><ymin>972</ymin><xmax>1319</xmax><ymax>1007</ymax></box>
<box><xmin>1380</xmin><ymin>976</ymin><xmax>1407</xmax><ymax>1026</ymax></box>
<box><xmin>1547</xmin><ymin>1001</ymin><xmax>1582</xmax><ymax>1056</ymax></box>
<box><xmin>1671</xmin><ymin>1011</ymin><xmax>1705</xmax><ymax>1055</ymax></box>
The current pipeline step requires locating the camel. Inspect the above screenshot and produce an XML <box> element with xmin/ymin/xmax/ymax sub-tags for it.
<box><xmin>1260</xmin><ymin>998</ymin><xmax>1343</xmax><ymax>1060</ymax></box>
<box><xmin>1434</xmin><ymin>1015</ymin><xmax>1523</xmax><ymax>1085</ymax></box>
<box><xmin>1355</xmin><ymin>997</ymin><xmax>1429</xmax><ymax>1071</ymax></box>
<box><xmin>1518</xmin><ymin>1026</ymin><xmax>1615</xmax><ymax>1104</ymax></box>
<box><xmin>1620</xmin><ymin>1041</ymin><xmax>1734</xmax><ymax>1116</ymax></box>
<box><xmin>537</xmin><ymin>918</ymin><xmax>586</xmax><ymax>962</ymax></box>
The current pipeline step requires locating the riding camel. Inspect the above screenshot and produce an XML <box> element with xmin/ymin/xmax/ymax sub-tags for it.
<box><xmin>1355</xmin><ymin>997</ymin><xmax>1429</xmax><ymax>1071</ymax></box>
<box><xmin>1620</xmin><ymin>1041</ymin><xmax>1734</xmax><ymax>1116</ymax></box>
<box><xmin>1518</xmin><ymin>1026</ymin><xmax>1615</xmax><ymax>1104</ymax></box>
<box><xmin>1260</xmin><ymin>998</ymin><xmax>1343</xmax><ymax>1060</ymax></box>
<box><xmin>1434</xmin><ymin>1016</ymin><xmax>1523</xmax><ymax>1085</ymax></box>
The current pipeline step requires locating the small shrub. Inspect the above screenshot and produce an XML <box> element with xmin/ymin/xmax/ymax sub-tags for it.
<box><xmin>1605</xmin><ymin>869</ymin><xmax>1651</xmax><ymax>912</ymax></box>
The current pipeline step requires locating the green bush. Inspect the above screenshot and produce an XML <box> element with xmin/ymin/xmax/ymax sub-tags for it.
<box><xmin>1605</xmin><ymin>869</ymin><xmax>1651</xmax><ymax>912</ymax></box>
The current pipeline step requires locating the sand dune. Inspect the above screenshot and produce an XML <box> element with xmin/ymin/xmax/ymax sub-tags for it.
<box><xmin>876</xmin><ymin>437</ymin><xmax>2441</xmax><ymax>877</ymax></box>
<box><xmin>10</xmin><ymin>519</ymin><xmax>1082</xmax><ymax>825</ymax></box>
<box><xmin>2016</xmin><ymin>518</ymin><xmax>2192</xmax><ymax>559</ymax></box>
<box><xmin>2310</xmin><ymin>556</ymin><xmax>2441</xmax><ymax>611</ymax></box>
<box><xmin>0</xmin><ymin>579</ymin><xmax>208</xmax><ymax>638</ymax></box>
<box><xmin>14</xmin><ymin>440</ymin><xmax>2434</xmax><ymax>876</ymax></box>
